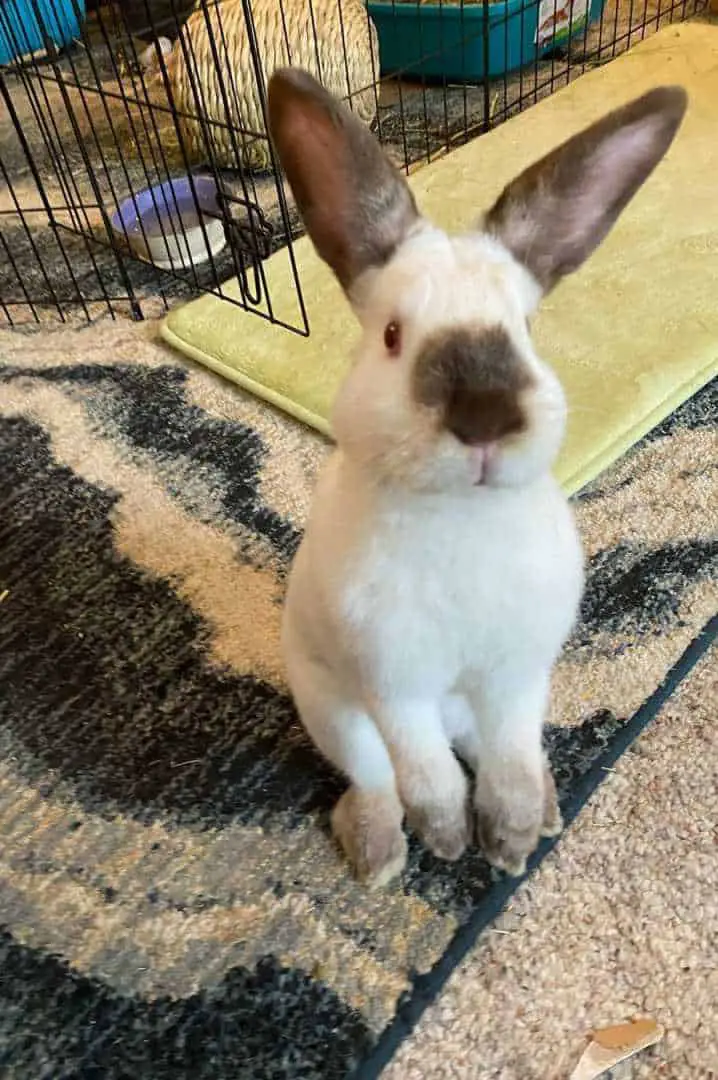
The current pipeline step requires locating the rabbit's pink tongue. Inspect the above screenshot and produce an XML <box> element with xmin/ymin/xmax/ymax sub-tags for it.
<box><xmin>469</xmin><ymin>444</ymin><xmax>497</xmax><ymax>486</ymax></box>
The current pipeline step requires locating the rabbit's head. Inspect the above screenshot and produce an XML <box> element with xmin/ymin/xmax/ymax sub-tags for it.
<box><xmin>268</xmin><ymin>72</ymin><xmax>686</xmax><ymax>492</ymax></box>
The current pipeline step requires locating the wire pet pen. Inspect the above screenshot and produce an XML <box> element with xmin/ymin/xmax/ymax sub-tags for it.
<box><xmin>0</xmin><ymin>0</ymin><xmax>710</xmax><ymax>331</ymax></box>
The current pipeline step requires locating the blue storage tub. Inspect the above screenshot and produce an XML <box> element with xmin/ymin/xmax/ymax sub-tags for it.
<box><xmin>0</xmin><ymin>0</ymin><xmax>85</xmax><ymax>66</ymax></box>
<box><xmin>367</xmin><ymin>0</ymin><xmax>605</xmax><ymax>82</ymax></box>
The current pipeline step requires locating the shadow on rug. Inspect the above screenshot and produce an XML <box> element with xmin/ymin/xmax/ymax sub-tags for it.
<box><xmin>0</xmin><ymin>342</ymin><xmax>715</xmax><ymax>1079</ymax></box>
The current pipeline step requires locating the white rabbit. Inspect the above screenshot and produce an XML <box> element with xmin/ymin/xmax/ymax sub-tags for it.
<box><xmin>268</xmin><ymin>71</ymin><xmax>687</xmax><ymax>887</ymax></box>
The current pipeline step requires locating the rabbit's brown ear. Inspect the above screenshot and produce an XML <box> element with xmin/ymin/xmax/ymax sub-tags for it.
<box><xmin>268</xmin><ymin>68</ymin><xmax>419</xmax><ymax>293</ymax></box>
<box><xmin>484</xmin><ymin>86</ymin><xmax>687</xmax><ymax>293</ymax></box>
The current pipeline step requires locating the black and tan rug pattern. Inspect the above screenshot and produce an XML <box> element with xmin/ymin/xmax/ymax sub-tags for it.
<box><xmin>0</xmin><ymin>319</ymin><xmax>716</xmax><ymax>1079</ymax></box>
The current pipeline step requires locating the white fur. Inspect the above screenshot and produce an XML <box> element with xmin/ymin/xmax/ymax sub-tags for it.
<box><xmin>281</xmin><ymin>223</ymin><xmax>584</xmax><ymax>880</ymax></box>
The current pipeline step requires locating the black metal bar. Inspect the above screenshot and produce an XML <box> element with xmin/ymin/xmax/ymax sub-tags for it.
<box><xmin>0</xmin><ymin>230</ymin><xmax>38</xmax><ymax>324</ymax></box>
<box><xmin>87</xmin><ymin>0</ymin><xmax>175</xmax><ymax>310</ymax></box>
<box><xmin>187</xmin><ymin>0</ymin><xmax>265</xmax><ymax>306</ymax></box>
<box><xmin>481</xmin><ymin>0</ymin><xmax>491</xmax><ymax>132</ymax></box>
<box><xmin>0</xmin><ymin>66</ymin><xmax>71</xmax><ymax>319</ymax></box>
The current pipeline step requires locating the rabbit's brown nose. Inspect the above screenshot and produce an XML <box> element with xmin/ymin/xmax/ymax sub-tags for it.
<box><xmin>412</xmin><ymin>324</ymin><xmax>533</xmax><ymax>444</ymax></box>
<box><xmin>446</xmin><ymin>387</ymin><xmax>526</xmax><ymax>446</ymax></box>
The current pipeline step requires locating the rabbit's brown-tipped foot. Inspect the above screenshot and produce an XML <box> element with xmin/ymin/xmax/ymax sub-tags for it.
<box><xmin>331</xmin><ymin>786</ymin><xmax>407</xmax><ymax>888</ymax></box>
<box><xmin>476</xmin><ymin>816</ymin><xmax>537</xmax><ymax>877</ymax></box>
<box><xmin>475</xmin><ymin>768</ymin><xmax>544</xmax><ymax>878</ymax></box>
<box><xmin>541</xmin><ymin>764</ymin><xmax>564</xmax><ymax>838</ymax></box>
<box><xmin>407</xmin><ymin>797</ymin><xmax>473</xmax><ymax>862</ymax></box>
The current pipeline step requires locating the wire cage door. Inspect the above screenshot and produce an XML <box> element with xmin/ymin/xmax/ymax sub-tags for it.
<box><xmin>0</xmin><ymin>0</ymin><xmax>710</xmax><ymax>329</ymax></box>
<box><xmin>0</xmin><ymin>0</ymin><xmax>311</xmax><ymax>331</ymax></box>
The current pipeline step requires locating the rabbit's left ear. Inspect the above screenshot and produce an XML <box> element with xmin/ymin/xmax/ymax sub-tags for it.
<box><xmin>484</xmin><ymin>86</ymin><xmax>687</xmax><ymax>293</ymax></box>
<box><xmin>268</xmin><ymin>68</ymin><xmax>419</xmax><ymax>294</ymax></box>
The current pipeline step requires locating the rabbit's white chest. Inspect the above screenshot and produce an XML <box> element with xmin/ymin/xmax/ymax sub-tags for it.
<box><xmin>286</xmin><ymin>459</ymin><xmax>583</xmax><ymax>699</ymax></box>
<box><xmin>358</xmin><ymin>498</ymin><xmax>576</xmax><ymax>680</ymax></box>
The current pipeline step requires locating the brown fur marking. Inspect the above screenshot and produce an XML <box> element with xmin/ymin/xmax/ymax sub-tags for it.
<box><xmin>268</xmin><ymin>68</ymin><xmax>418</xmax><ymax>292</ymax></box>
<box><xmin>412</xmin><ymin>324</ymin><xmax>532</xmax><ymax>446</ymax></box>
<box><xmin>484</xmin><ymin>85</ymin><xmax>687</xmax><ymax>291</ymax></box>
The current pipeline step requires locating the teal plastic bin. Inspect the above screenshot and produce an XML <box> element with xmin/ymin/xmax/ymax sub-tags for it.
<box><xmin>367</xmin><ymin>0</ymin><xmax>605</xmax><ymax>82</ymax></box>
<box><xmin>0</xmin><ymin>0</ymin><xmax>85</xmax><ymax>66</ymax></box>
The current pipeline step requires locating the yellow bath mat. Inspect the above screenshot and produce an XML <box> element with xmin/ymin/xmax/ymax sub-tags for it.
<box><xmin>161</xmin><ymin>21</ymin><xmax>718</xmax><ymax>496</ymax></box>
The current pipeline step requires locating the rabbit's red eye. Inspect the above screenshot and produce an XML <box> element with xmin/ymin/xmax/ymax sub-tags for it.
<box><xmin>384</xmin><ymin>321</ymin><xmax>401</xmax><ymax>357</ymax></box>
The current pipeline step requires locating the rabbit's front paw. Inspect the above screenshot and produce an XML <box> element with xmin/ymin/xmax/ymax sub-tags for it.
<box><xmin>475</xmin><ymin>769</ymin><xmax>544</xmax><ymax>877</ymax></box>
<box><xmin>541</xmin><ymin>764</ymin><xmax>563</xmax><ymax>838</ymax></box>
<box><xmin>407</xmin><ymin>797</ymin><xmax>473</xmax><ymax>862</ymax></box>
<box><xmin>331</xmin><ymin>786</ymin><xmax>407</xmax><ymax>888</ymax></box>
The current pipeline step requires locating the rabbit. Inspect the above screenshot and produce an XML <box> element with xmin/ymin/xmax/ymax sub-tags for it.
<box><xmin>267</xmin><ymin>69</ymin><xmax>687</xmax><ymax>887</ymax></box>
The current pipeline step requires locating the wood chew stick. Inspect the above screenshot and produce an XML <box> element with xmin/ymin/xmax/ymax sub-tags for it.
<box><xmin>591</xmin><ymin>1017</ymin><xmax>659</xmax><ymax>1050</ymax></box>
<box><xmin>569</xmin><ymin>1017</ymin><xmax>664</xmax><ymax>1080</ymax></box>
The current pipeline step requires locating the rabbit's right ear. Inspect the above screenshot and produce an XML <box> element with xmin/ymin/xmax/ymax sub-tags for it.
<box><xmin>268</xmin><ymin>68</ymin><xmax>419</xmax><ymax>294</ymax></box>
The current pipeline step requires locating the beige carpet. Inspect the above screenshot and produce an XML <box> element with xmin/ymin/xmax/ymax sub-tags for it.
<box><xmin>385</xmin><ymin>650</ymin><xmax>718</xmax><ymax>1080</ymax></box>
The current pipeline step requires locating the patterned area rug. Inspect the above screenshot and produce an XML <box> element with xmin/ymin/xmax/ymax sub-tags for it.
<box><xmin>0</xmin><ymin>320</ymin><xmax>716</xmax><ymax>1080</ymax></box>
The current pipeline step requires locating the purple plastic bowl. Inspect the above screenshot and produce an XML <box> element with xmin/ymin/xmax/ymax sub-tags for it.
<box><xmin>110</xmin><ymin>175</ymin><xmax>226</xmax><ymax>270</ymax></box>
